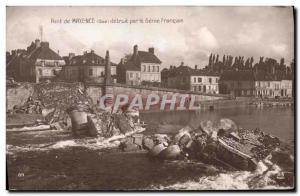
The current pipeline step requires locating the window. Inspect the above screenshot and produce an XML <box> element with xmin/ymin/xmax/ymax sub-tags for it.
<box><xmin>101</xmin><ymin>72</ymin><xmax>104</xmax><ymax>76</ymax></box>
<box><xmin>152</xmin><ymin>66</ymin><xmax>155</xmax><ymax>72</ymax></box>
<box><xmin>143</xmin><ymin>65</ymin><xmax>146</xmax><ymax>72</ymax></box>
<box><xmin>130</xmin><ymin>72</ymin><xmax>133</xmax><ymax>78</ymax></box>
<box><xmin>194</xmin><ymin>77</ymin><xmax>196</xmax><ymax>83</ymax></box>
<box><xmin>198</xmin><ymin>77</ymin><xmax>202</xmax><ymax>83</ymax></box>
<box><xmin>148</xmin><ymin>66</ymin><xmax>150</xmax><ymax>72</ymax></box>
<box><xmin>83</xmin><ymin>59</ymin><xmax>86</xmax><ymax>64</ymax></box>
<box><xmin>54</xmin><ymin>61</ymin><xmax>58</xmax><ymax>66</ymax></box>
<box><xmin>89</xmin><ymin>69</ymin><xmax>93</xmax><ymax>76</ymax></box>
<box><xmin>216</xmin><ymin>78</ymin><xmax>218</xmax><ymax>83</ymax></box>
<box><xmin>157</xmin><ymin>66</ymin><xmax>159</xmax><ymax>72</ymax></box>
<box><xmin>193</xmin><ymin>86</ymin><xmax>197</xmax><ymax>91</ymax></box>
<box><xmin>92</xmin><ymin>60</ymin><xmax>95</xmax><ymax>64</ymax></box>
<box><xmin>209</xmin><ymin>78</ymin><xmax>212</xmax><ymax>83</ymax></box>
<box><xmin>199</xmin><ymin>86</ymin><xmax>202</xmax><ymax>91</ymax></box>
<box><xmin>136</xmin><ymin>73</ymin><xmax>139</xmax><ymax>78</ymax></box>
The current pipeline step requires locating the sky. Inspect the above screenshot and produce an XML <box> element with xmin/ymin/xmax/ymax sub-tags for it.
<box><xmin>6</xmin><ymin>6</ymin><xmax>294</xmax><ymax>68</ymax></box>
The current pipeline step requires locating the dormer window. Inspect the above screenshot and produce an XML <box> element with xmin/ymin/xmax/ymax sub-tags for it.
<box><xmin>83</xmin><ymin>59</ymin><xmax>87</xmax><ymax>64</ymax></box>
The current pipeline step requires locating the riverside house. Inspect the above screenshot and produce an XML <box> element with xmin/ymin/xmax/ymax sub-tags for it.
<box><xmin>117</xmin><ymin>45</ymin><xmax>162</xmax><ymax>86</ymax></box>
<box><xmin>63</xmin><ymin>50</ymin><xmax>117</xmax><ymax>83</ymax></box>
<box><xmin>7</xmin><ymin>39</ymin><xmax>65</xmax><ymax>83</ymax></box>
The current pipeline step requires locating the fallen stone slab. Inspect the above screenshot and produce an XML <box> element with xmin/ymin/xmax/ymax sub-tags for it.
<box><xmin>218</xmin><ymin>118</ymin><xmax>237</xmax><ymax>134</ymax></box>
<box><xmin>149</xmin><ymin>143</ymin><xmax>167</xmax><ymax>157</ymax></box>
<box><xmin>142</xmin><ymin>137</ymin><xmax>155</xmax><ymax>150</ymax></box>
<box><xmin>87</xmin><ymin>115</ymin><xmax>100</xmax><ymax>137</ymax></box>
<box><xmin>159</xmin><ymin>145</ymin><xmax>181</xmax><ymax>160</ymax></box>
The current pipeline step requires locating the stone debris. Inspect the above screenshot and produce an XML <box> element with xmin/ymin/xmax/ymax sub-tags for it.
<box><xmin>119</xmin><ymin>118</ymin><xmax>293</xmax><ymax>180</ymax></box>
<box><xmin>158</xmin><ymin>145</ymin><xmax>181</xmax><ymax>160</ymax></box>
<box><xmin>9</xmin><ymin>82</ymin><xmax>92</xmax><ymax>130</ymax></box>
<box><xmin>8</xmin><ymin>83</ymin><xmax>145</xmax><ymax>139</ymax></box>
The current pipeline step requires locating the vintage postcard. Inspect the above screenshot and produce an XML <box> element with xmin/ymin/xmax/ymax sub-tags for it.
<box><xmin>6</xmin><ymin>6</ymin><xmax>295</xmax><ymax>191</ymax></box>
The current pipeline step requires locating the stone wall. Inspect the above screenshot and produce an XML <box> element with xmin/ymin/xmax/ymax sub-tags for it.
<box><xmin>6</xmin><ymin>83</ymin><xmax>35</xmax><ymax>110</ymax></box>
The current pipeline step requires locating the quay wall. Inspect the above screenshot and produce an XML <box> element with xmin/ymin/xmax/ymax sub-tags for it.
<box><xmin>86</xmin><ymin>83</ymin><xmax>232</xmax><ymax>104</ymax></box>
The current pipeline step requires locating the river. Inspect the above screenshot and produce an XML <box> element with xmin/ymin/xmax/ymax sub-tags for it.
<box><xmin>7</xmin><ymin>106</ymin><xmax>294</xmax><ymax>190</ymax></box>
<box><xmin>140</xmin><ymin>106</ymin><xmax>294</xmax><ymax>143</ymax></box>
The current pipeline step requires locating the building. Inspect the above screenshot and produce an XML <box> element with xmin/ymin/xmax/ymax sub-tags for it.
<box><xmin>254</xmin><ymin>71</ymin><xmax>293</xmax><ymax>98</ymax></box>
<box><xmin>254</xmin><ymin>71</ymin><xmax>280</xmax><ymax>98</ymax></box>
<box><xmin>163</xmin><ymin>64</ymin><xmax>220</xmax><ymax>94</ymax></box>
<box><xmin>166</xmin><ymin>63</ymin><xmax>194</xmax><ymax>90</ymax></box>
<box><xmin>190</xmin><ymin>71</ymin><xmax>220</xmax><ymax>94</ymax></box>
<box><xmin>63</xmin><ymin>50</ymin><xmax>117</xmax><ymax>83</ymax></box>
<box><xmin>117</xmin><ymin>45</ymin><xmax>162</xmax><ymax>86</ymax></box>
<box><xmin>219</xmin><ymin>70</ymin><xmax>293</xmax><ymax>98</ymax></box>
<box><xmin>7</xmin><ymin>39</ymin><xmax>65</xmax><ymax>83</ymax></box>
<box><xmin>280</xmin><ymin>80</ymin><xmax>293</xmax><ymax>97</ymax></box>
<box><xmin>219</xmin><ymin>70</ymin><xmax>256</xmax><ymax>97</ymax></box>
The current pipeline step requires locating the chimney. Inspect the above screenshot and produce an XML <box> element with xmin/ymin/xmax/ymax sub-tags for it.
<box><xmin>195</xmin><ymin>65</ymin><xmax>198</xmax><ymax>70</ymax></box>
<box><xmin>148</xmin><ymin>47</ymin><xmax>154</xmax><ymax>54</ymax></box>
<box><xmin>57</xmin><ymin>50</ymin><xmax>59</xmax><ymax>55</ymax></box>
<box><xmin>180</xmin><ymin>62</ymin><xmax>184</xmax><ymax>66</ymax></box>
<box><xmin>104</xmin><ymin>50</ymin><xmax>112</xmax><ymax>85</ymax></box>
<box><xmin>133</xmin><ymin>45</ymin><xmax>138</xmax><ymax>60</ymax></box>
<box><xmin>35</xmin><ymin>39</ymin><xmax>41</xmax><ymax>48</ymax></box>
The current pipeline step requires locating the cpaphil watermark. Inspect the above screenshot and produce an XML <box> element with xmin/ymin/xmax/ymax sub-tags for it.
<box><xmin>97</xmin><ymin>93</ymin><xmax>200</xmax><ymax>113</ymax></box>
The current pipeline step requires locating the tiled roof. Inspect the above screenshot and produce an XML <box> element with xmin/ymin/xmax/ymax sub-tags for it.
<box><xmin>254</xmin><ymin>71</ymin><xmax>277</xmax><ymax>81</ymax></box>
<box><xmin>67</xmin><ymin>51</ymin><xmax>117</xmax><ymax>66</ymax></box>
<box><xmin>123</xmin><ymin>61</ymin><xmax>140</xmax><ymax>71</ymax></box>
<box><xmin>191</xmin><ymin>70</ymin><xmax>220</xmax><ymax>77</ymax></box>
<box><xmin>122</xmin><ymin>50</ymin><xmax>161</xmax><ymax>71</ymax></box>
<box><xmin>220</xmin><ymin>70</ymin><xmax>255</xmax><ymax>81</ymax></box>
<box><xmin>168</xmin><ymin>66</ymin><xmax>193</xmax><ymax>77</ymax></box>
<box><xmin>136</xmin><ymin>51</ymin><xmax>162</xmax><ymax>64</ymax></box>
<box><xmin>29</xmin><ymin>43</ymin><xmax>62</xmax><ymax>61</ymax></box>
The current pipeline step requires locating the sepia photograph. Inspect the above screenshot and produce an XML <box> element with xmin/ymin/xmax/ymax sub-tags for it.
<box><xmin>6</xmin><ymin>6</ymin><xmax>295</xmax><ymax>191</ymax></box>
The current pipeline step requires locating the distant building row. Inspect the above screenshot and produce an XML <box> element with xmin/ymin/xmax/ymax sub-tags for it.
<box><xmin>6</xmin><ymin>39</ymin><xmax>293</xmax><ymax>98</ymax></box>
<box><xmin>6</xmin><ymin>39</ymin><xmax>162</xmax><ymax>85</ymax></box>
<box><xmin>161</xmin><ymin>64</ymin><xmax>293</xmax><ymax>98</ymax></box>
